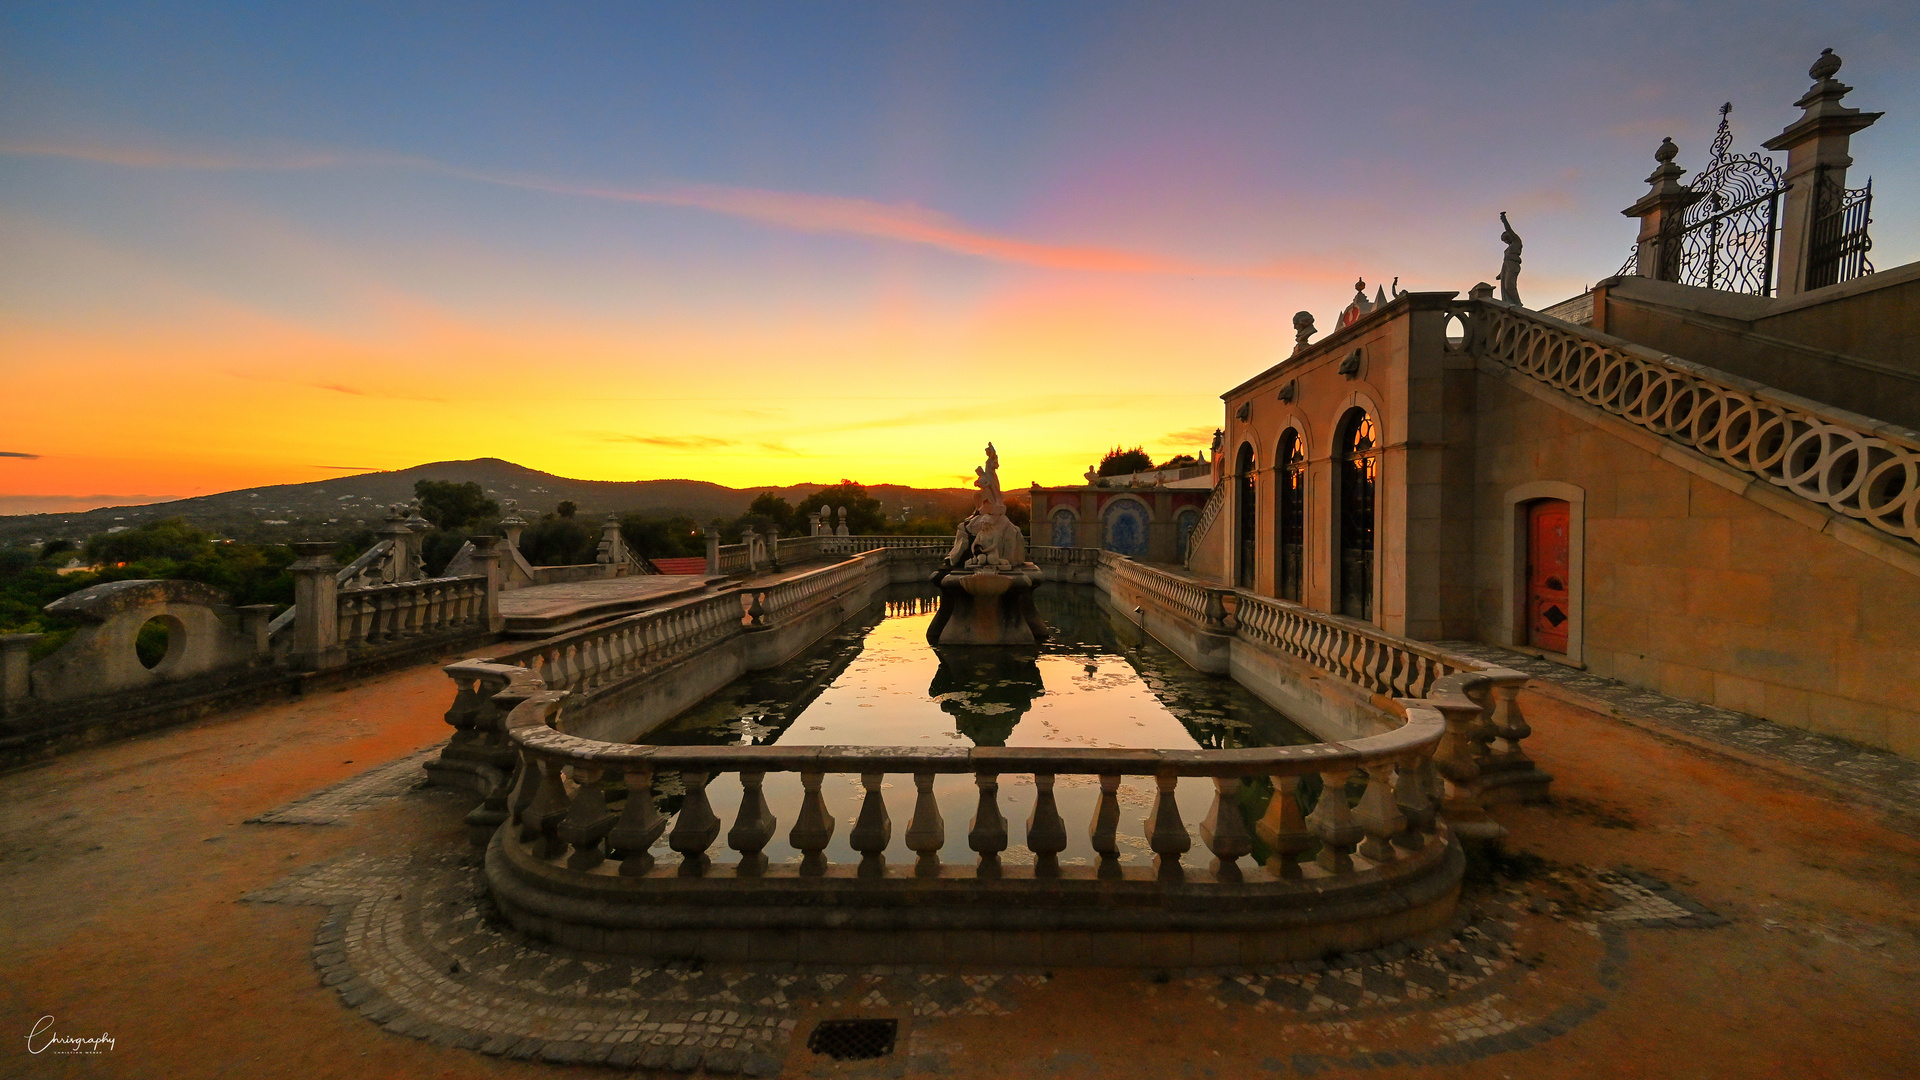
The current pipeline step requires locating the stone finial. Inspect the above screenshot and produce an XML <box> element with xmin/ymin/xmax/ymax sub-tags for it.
<box><xmin>1290</xmin><ymin>310</ymin><xmax>1316</xmax><ymax>354</ymax></box>
<box><xmin>1352</xmin><ymin>278</ymin><xmax>1372</xmax><ymax>312</ymax></box>
<box><xmin>1809</xmin><ymin>46</ymin><xmax>1841</xmax><ymax>83</ymax></box>
<box><xmin>1654</xmin><ymin>136</ymin><xmax>1678</xmax><ymax>165</ymax></box>
<box><xmin>1468</xmin><ymin>281</ymin><xmax>1496</xmax><ymax>302</ymax></box>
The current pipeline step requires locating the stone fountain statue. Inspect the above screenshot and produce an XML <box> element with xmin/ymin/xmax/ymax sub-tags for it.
<box><xmin>1498</xmin><ymin>212</ymin><xmax>1524</xmax><ymax>306</ymax></box>
<box><xmin>927</xmin><ymin>442</ymin><xmax>1051</xmax><ymax>645</ymax></box>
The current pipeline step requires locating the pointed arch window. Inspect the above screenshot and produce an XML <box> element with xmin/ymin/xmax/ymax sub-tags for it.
<box><xmin>1334</xmin><ymin>409</ymin><xmax>1377</xmax><ymax>620</ymax></box>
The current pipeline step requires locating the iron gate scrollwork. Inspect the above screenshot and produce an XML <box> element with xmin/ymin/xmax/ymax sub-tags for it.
<box><xmin>1671</xmin><ymin>103</ymin><xmax>1785</xmax><ymax>296</ymax></box>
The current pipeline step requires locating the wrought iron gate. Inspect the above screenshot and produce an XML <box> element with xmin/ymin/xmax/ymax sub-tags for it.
<box><xmin>1806</xmin><ymin>169</ymin><xmax>1874</xmax><ymax>290</ymax></box>
<box><xmin>1670</xmin><ymin>104</ymin><xmax>1785</xmax><ymax>295</ymax></box>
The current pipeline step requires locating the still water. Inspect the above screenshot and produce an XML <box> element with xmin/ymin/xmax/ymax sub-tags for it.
<box><xmin>636</xmin><ymin>584</ymin><xmax>1312</xmax><ymax>868</ymax></box>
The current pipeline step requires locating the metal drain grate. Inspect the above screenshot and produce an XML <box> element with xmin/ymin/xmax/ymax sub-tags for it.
<box><xmin>807</xmin><ymin>1018</ymin><xmax>898</xmax><ymax>1061</ymax></box>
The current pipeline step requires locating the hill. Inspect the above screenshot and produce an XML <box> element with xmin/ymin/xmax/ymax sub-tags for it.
<box><xmin>0</xmin><ymin>458</ymin><xmax>979</xmax><ymax>545</ymax></box>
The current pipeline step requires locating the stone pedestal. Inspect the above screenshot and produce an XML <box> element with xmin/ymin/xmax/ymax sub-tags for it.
<box><xmin>928</xmin><ymin>567</ymin><xmax>1050</xmax><ymax>646</ymax></box>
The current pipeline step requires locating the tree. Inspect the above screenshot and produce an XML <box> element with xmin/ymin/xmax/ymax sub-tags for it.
<box><xmin>620</xmin><ymin>514</ymin><xmax>705</xmax><ymax>559</ymax></box>
<box><xmin>1098</xmin><ymin>446</ymin><xmax>1155</xmax><ymax>476</ymax></box>
<box><xmin>518</xmin><ymin>518</ymin><xmax>597</xmax><ymax>566</ymax></box>
<box><xmin>1160</xmin><ymin>453</ymin><xmax>1200</xmax><ymax>469</ymax></box>
<box><xmin>413</xmin><ymin>480</ymin><xmax>498</xmax><ymax>531</ymax></box>
<box><xmin>792</xmin><ymin>481</ymin><xmax>886</xmax><ymax>535</ymax></box>
<box><xmin>746</xmin><ymin>492</ymin><xmax>794</xmax><ymax>535</ymax></box>
<box><xmin>556</xmin><ymin>500</ymin><xmax>577</xmax><ymax>519</ymax></box>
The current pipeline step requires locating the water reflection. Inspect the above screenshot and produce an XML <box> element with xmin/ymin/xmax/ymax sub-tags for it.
<box><xmin>633</xmin><ymin>584</ymin><xmax>1314</xmax><ymax>869</ymax></box>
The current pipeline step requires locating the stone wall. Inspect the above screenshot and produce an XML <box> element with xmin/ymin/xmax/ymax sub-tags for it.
<box><xmin>1472</xmin><ymin>371</ymin><xmax>1920</xmax><ymax>756</ymax></box>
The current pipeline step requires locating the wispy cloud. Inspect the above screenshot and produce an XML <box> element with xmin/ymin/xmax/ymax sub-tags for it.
<box><xmin>0</xmin><ymin>451</ymin><xmax>42</xmax><ymax>459</ymax></box>
<box><xmin>1152</xmin><ymin>426</ymin><xmax>1219</xmax><ymax>448</ymax></box>
<box><xmin>3</xmin><ymin>138</ymin><xmax>1335</xmax><ymax>282</ymax></box>
<box><xmin>605</xmin><ymin>434</ymin><xmax>800</xmax><ymax>455</ymax></box>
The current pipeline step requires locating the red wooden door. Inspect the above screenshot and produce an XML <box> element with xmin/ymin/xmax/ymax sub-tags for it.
<box><xmin>1526</xmin><ymin>500</ymin><xmax>1571</xmax><ymax>653</ymax></box>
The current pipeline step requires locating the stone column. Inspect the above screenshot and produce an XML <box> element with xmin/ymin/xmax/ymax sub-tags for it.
<box><xmin>703</xmin><ymin>525</ymin><xmax>721</xmax><ymax>576</ymax></box>
<box><xmin>834</xmin><ymin>507</ymin><xmax>849</xmax><ymax>537</ymax></box>
<box><xmin>469</xmin><ymin>536</ymin><xmax>504</xmax><ymax>633</ymax></box>
<box><xmin>1764</xmin><ymin>49</ymin><xmax>1882</xmax><ymax>297</ymax></box>
<box><xmin>235</xmin><ymin>605</ymin><xmax>277</xmax><ymax>659</ymax></box>
<box><xmin>1619</xmin><ymin>137</ymin><xmax>1701</xmax><ymax>283</ymax></box>
<box><xmin>595</xmin><ymin>513</ymin><xmax>625</xmax><ymax>577</ymax></box>
<box><xmin>500</xmin><ymin>504</ymin><xmax>527</xmax><ymax>562</ymax></box>
<box><xmin>1</xmin><ymin>633</ymin><xmax>43</xmax><ymax>716</ymax></box>
<box><xmin>376</xmin><ymin>512</ymin><xmax>415</xmax><ymax>585</ymax></box>
<box><xmin>808</xmin><ymin>510</ymin><xmax>824</xmax><ymax>537</ymax></box>
<box><xmin>289</xmin><ymin>542</ymin><xmax>344</xmax><ymax>672</ymax></box>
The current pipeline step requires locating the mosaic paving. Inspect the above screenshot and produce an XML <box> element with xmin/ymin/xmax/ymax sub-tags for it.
<box><xmin>246</xmin><ymin>747</ymin><xmax>441</xmax><ymax>825</ymax></box>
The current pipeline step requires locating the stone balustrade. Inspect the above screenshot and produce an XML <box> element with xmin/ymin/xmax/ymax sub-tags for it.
<box><xmin>1029</xmin><ymin>545</ymin><xmax>1104</xmax><ymax>568</ymax></box>
<box><xmin>489</xmin><ymin>590</ymin><xmax>751</xmax><ymax>699</ymax></box>
<box><xmin>1473</xmin><ymin>300</ymin><xmax>1920</xmax><ymax>550</ymax></box>
<box><xmin>742</xmin><ymin>555</ymin><xmax>874</xmax><ymax>629</ymax></box>
<box><xmin>715</xmin><ymin>543</ymin><xmax>753</xmax><ymax>575</ymax></box>
<box><xmin>1100</xmin><ymin>552</ymin><xmax>1224</xmax><ymax>630</ymax></box>
<box><xmin>334</xmin><ymin>575</ymin><xmax>490</xmax><ymax>651</ymax></box>
<box><xmin>1233</xmin><ymin>592</ymin><xmax>1466</xmax><ymax>700</ymax></box>
<box><xmin>819</xmin><ymin>535</ymin><xmax>951</xmax><ymax>555</ymax></box>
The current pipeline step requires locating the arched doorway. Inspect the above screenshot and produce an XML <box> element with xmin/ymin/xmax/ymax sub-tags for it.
<box><xmin>1276</xmin><ymin>428</ymin><xmax>1305</xmax><ymax>601</ymax></box>
<box><xmin>1049</xmin><ymin>508</ymin><xmax>1077</xmax><ymax>548</ymax></box>
<box><xmin>1333</xmin><ymin>409</ymin><xmax>1377</xmax><ymax>620</ymax></box>
<box><xmin>1526</xmin><ymin>499</ymin><xmax>1571</xmax><ymax>652</ymax></box>
<box><xmin>1235</xmin><ymin>442</ymin><xmax>1257</xmax><ymax>589</ymax></box>
<box><xmin>1175</xmin><ymin>508</ymin><xmax>1200</xmax><ymax>563</ymax></box>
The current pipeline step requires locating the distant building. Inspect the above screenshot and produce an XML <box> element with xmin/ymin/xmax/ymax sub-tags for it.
<box><xmin>1030</xmin><ymin>457</ymin><xmax>1214</xmax><ymax>563</ymax></box>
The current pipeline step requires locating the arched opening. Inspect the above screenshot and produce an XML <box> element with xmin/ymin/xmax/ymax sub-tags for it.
<box><xmin>1234</xmin><ymin>442</ymin><xmax>1257</xmax><ymax>589</ymax></box>
<box><xmin>1275</xmin><ymin>429</ymin><xmax>1305</xmax><ymax>602</ymax></box>
<box><xmin>1525</xmin><ymin>499</ymin><xmax>1572</xmax><ymax>652</ymax></box>
<box><xmin>1102</xmin><ymin>498</ymin><xmax>1149</xmax><ymax>557</ymax></box>
<box><xmin>1049</xmin><ymin>507</ymin><xmax>1077</xmax><ymax>548</ymax></box>
<box><xmin>1174</xmin><ymin>508</ymin><xmax>1200</xmax><ymax>563</ymax></box>
<box><xmin>1333</xmin><ymin>409</ymin><xmax>1378</xmax><ymax>620</ymax></box>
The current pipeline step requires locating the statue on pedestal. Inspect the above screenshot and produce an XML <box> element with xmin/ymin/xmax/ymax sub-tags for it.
<box><xmin>928</xmin><ymin>443</ymin><xmax>1050</xmax><ymax>645</ymax></box>
<box><xmin>1498</xmin><ymin>212</ymin><xmax>1524</xmax><ymax>306</ymax></box>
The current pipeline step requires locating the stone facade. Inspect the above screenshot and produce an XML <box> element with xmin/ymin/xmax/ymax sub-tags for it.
<box><xmin>1029</xmin><ymin>484</ymin><xmax>1213</xmax><ymax>564</ymax></box>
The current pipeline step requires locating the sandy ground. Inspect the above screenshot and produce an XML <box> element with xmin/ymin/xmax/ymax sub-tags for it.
<box><xmin>2</xmin><ymin>667</ymin><xmax>1916</xmax><ymax>1078</ymax></box>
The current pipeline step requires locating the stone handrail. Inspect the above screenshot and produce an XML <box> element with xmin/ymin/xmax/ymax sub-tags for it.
<box><xmin>1473</xmin><ymin>301</ymin><xmax>1920</xmax><ymax>548</ymax></box>
<box><xmin>1030</xmin><ymin>545</ymin><xmax>1104</xmax><ymax>567</ymax></box>
<box><xmin>1182</xmin><ymin>482</ymin><xmax>1228</xmax><ymax>569</ymax></box>
<box><xmin>334</xmin><ymin>574</ymin><xmax>489</xmax><ymax>651</ymax></box>
<box><xmin>487</xmin><ymin>589</ymin><xmax>750</xmax><ymax>699</ymax></box>
<box><xmin>1100</xmin><ymin>552</ymin><xmax>1223</xmax><ymax>629</ymax></box>
<box><xmin>819</xmin><ymin>535</ymin><xmax>951</xmax><ymax>555</ymax></box>
<box><xmin>495</xmin><ymin>680</ymin><xmax>1450</xmax><ymax>886</ymax></box>
<box><xmin>771</xmin><ymin>534</ymin><xmax>823</xmax><ymax>565</ymax></box>
<box><xmin>716</xmin><ymin>543</ymin><xmax>752</xmax><ymax>575</ymax></box>
<box><xmin>335</xmin><ymin>539</ymin><xmax>398</xmax><ymax>588</ymax></box>
<box><xmin>1232</xmin><ymin>592</ymin><xmax>1468</xmax><ymax>700</ymax></box>
<box><xmin>742</xmin><ymin>554</ymin><xmax>875</xmax><ymax>628</ymax></box>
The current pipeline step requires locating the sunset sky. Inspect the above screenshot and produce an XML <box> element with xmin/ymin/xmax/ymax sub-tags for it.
<box><xmin>4</xmin><ymin>1</ymin><xmax>1917</xmax><ymax>514</ymax></box>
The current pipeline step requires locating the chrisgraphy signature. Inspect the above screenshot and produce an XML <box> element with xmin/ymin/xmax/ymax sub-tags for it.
<box><xmin>26</xmin><ymin>1015</ymin><xmax>115</xmax><ymax>1054</ymax></box>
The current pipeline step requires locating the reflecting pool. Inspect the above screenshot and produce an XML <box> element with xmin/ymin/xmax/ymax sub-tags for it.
<box><xmin>636</xmin><ymin>584</ymin><xmax>1313</xmax><ymax>868</ymax></box>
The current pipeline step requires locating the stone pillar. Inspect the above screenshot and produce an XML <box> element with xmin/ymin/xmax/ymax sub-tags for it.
<box><xmin>377</xmin><ymin>513</ymin><xmax>415</xmax><ymax>584</ymax></box>
<box><xmin>468</xmin><ymin>536</ymin><xmax>504</xmax><ymax>633</ymax></box>
<box><xmin>500</xmin><ymin>504</ymin><xmax>527</xmax><ymax>562</ymax></box>
<box><xmin>289</xmin><ymin>542</ymin><xmax>344</xmax><ymax>672</ymax></box>
<box><xmin>1</xmin><ymin>633</ymin><xmax>42</xmax><ymax>716</ymax></box>
<box><xmin>808</xmin><ymin>510</ymin><xmax>824</xmax><ymax>537</ymax></box>
<box><xmin>703</xmin><ymin>525</ymin><xmax>721</xmax><ymax>576</ymax></box>
<box><xmin>1764</xmin><ymin>49</ymin><xmax>1882</xmax><ymax>297</ymax></box>
<box><xmin>1619</xmin><ymin>137</ymin><xmax>1701</xmax><ymax>282</ymax></box>
<box><xmin>595</xmin><ymin>513</ymin><xmax>625</xmax><ymax>577</ymax></box>
<box><xmin>834</xmin><ymin>507</ymin><xmax>849</xmax><ymax>537</ymax></box>
<box><xmin>235</xmin><ymin>605</ymin><xmax>277</xmax><ymax>659</ymax></box>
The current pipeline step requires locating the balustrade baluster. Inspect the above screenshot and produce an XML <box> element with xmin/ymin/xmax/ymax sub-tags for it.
<box><xmin>1025</xmin><ymin>773</ymin><xmax>1067</xmax><ymax>878</ymax></box>
<box><xmin>789</xmin><ymin>770</ymin><xmax>835</xmax><ymax>876</ymax></box>
<box><xmin>1090</xmin><ymin>775</ymin><xmax>1123</xmax><ymax>878</ymax></box>
<box><xmin>556</xmin><ymin>764</ymin><xmax>616</xmax><ymax>869</ymax></box>
<box><xmin>668</xmin><ymin>770</ymin><xmax>721</xmax><ymax>876</ymax></box>
<box><xmin>508</xmin><ymin>746</ymin><xmax>543</xmax><ymax>840</ymax></box>
<box><xmin>1489</xmin><ymin>679</ymin><xmax>1532</xmax><ymax>756</ymax></box>
<box><xmin>1256</xmin><ymin>774</ymin><xmax>1313</xmax><ymax>878</ymax></box>
<box><xmin>526</xmin><ymin>756</ymin><xmax>571</xmax><ymax>859</ymax></box>
<box><xmin>1393</xmin><ymin>756</ymin><xmax>1439</xmax><ymax>850</ymax></box>
<box><xmin>905</xmin><ymin>772</ymin><xmax>945</xmax><ymax>877</ymax></box>
<box><xmin>968</xmin><ymin>772</ymin><xmax>1008</xmax><ymax>878</ymax></box>
<box><xmin>1199</xmin><ymin>776</ymin><xmax>1253</xmax><ymax>882</ymax></box>
<box><xmin>850</xmin><ymin>772</ymin><xmax>892</xmax><ymax>877</ymax></box>
<box><xmin>728</xmin><ymin>770</ymin><xmax>777</xmax><ymax>875</ymax></box>
<box><xmin>1353</xmin><ymin>762</ymin><xmax>1406</xmax><ymax>863</ymax></box>
<box><xmin>1307</xmin><ymin>767</ymin><xmax>1363</xmax><ymax>873</ymax></box>
<box><xmin>1146</xmin><ymin>773</ymin><xmax>1190</xmax><ymax>879</ymax></box>
<box><xmin>606</xmin><ymin>767</ymin><xmax>668</xmax><ymax>875</ymax></box>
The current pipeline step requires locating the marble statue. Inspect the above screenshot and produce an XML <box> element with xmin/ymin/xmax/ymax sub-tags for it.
<box><xmin>929</xmin><ymin>442</ymin><xmax>1048</xmax><ymax>645</ymax></box>
<box><xmin>1499</xmin><ymin>212</ymin><xmax>1523</xmax><ymax>306</ymax></box>
<box><xmin>1292</xmin><ymin>311</ymin><xmax>1316</xmax><ymax>354</ymax></box>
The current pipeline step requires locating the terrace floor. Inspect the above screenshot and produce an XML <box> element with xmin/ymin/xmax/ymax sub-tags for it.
<box><xmin>2</xmin><ymin>647</ymin><xmax>1916</xmax><ymax>1078</ymax></box>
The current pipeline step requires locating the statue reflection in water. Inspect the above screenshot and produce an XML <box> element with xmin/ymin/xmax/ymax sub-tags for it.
<box><xmin>926</xmin><ymin>646</ymin><xmax>1045</xmax><ymax>747</ymax></box>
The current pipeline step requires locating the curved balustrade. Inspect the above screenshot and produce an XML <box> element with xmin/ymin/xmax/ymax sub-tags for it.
<box><xmin>1100</xmin><ymin>552</ymin><xmax>1222</xmax><ymax>629</ymax></box>
<box><xmin>1233</xmin><ymin>592</ymin><xmax>1465</xmax><ymax>700</ymax></box>
<box><xmin>1474</xmin><ymin>301</ymin><xmax>1920</xmax><ymax>548</ymax></box>
<box><xmin>335</xmin><ymin>575</ymin><xmax>487</xmax><ymax>651</ymax></box>
<box><xmin>496</xmin><ymin>677</ymin><xmax>1447</xmax><ymax>881</ymax></box>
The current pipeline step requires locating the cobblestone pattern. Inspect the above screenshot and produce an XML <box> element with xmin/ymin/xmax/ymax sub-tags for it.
<box><xmin>1437</xmin><ymin>641</ymin><xmax>1920</xmax><ymax>822</ymax></box>
<box><xmin>246</xmin><ymin>748</ymin><xmax>441</xmax><ymax>825</ymax></box>
<box><xmin>241</xmin><ymin>836</ymin><xmax>1727</xmax><ymax>1075</ymax></box>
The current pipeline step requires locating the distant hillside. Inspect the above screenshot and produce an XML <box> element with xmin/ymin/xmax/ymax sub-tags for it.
<box><xmin>0</xmin><ymin>458</ymin><xmax>979</xmax><ymax>545</ymax></box>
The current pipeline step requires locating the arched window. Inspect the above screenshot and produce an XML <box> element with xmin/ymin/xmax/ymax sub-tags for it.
<box><xmin>1333</xmin><ymin>409</ymin><xmax>1378</xmax><ymax>620</ymax></box>
<box><xmin>1235</xmin><ymin>442</ymin><xmax>1257</xmax><ymax>589</ymax></box>
<box><xmin>1276</xmin><ymin>429</ymin><xmax>1305</xmax><ymax>601</ymax></box>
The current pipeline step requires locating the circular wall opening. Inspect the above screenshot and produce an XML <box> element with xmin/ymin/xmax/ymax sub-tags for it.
<box><xmin>134</xmin><ymin>615</ymin><xmax>182</xmax><ymax>671</ymax></box>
